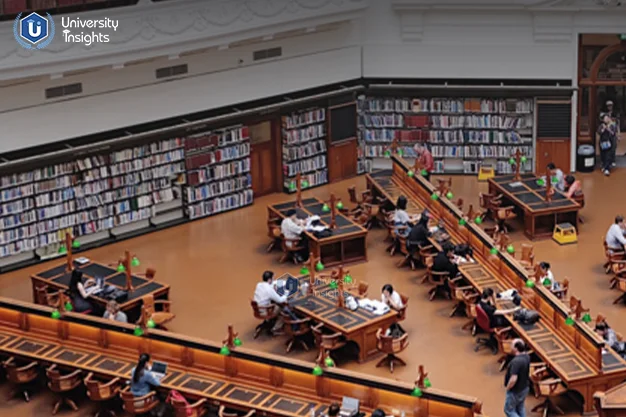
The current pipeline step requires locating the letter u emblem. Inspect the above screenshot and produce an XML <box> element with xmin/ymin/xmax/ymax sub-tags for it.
<box><xmin>28</xmin><ymin>20</ymin><xmax>41</xmax><ymax>37</ymax></box>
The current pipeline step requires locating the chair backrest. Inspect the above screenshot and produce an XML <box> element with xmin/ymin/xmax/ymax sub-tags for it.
<box><xmin>312</xmin><ymin>324</ymin><xmax>343</xmax><ymax>350</ymax></box>
<box><xmin>282</xmin><ymin>314</ymin><xmax>310</xmax><ymax>336</ymax></box>
<box><xmin>618</xmin><ymin>278</ymin><xmax>626</xmax><ymax>292</ymax></box>
<box><xmin>250</xmin><ymin>300</ymin><xmax>278</xmax><ymax>320</ymax></box>
<box><xmin>520</xmin><ymin>244</ymin><xmax>534</xmax><ymax>263</ymax></box>
<box><xmin>35</xmin><ymin>285</ymin><xmax>61</xmax><ymax>307</ymax></box>
<box><xmin>120</xmin><ymin>387</ymin><xmax>157</xmax><ymax>414</ymax></box>
<box><xmin>397</xmin><ymin>295</ymin><xmax>409</xmax><ymax>321</ymax></box>
<box><xmin>46</xmin><ymin>365</ymin><xmax>81</xmax><ymax>392</ymax></box>
<box><xmin>4</xmin><ymin>358</ymin><xmax>39</xmax><ymax>384</ymax></box>
<box><xmin>145</xmin><ymin>268</ymin><xmax>156</xmax><ymax>280</ymax></box>
<box><xmin>475</xmin><ymin>304</ymin><xmax>492</xmax><ymax>333</ymax></box>
<box><xmin>84</xmin><ymin>373</ymin><xmax>120</xmax><ymax>401</ymax></box>
<box><xmin>141</xmin><ymin>295</ymin><xmax>155</xmax><ymax>315</ymax></box>
<box><xmin>376</xmin><ymin>329</ymin><xmax>409</xmax><ymax>354</ymax></box>
<box><xmin>455</xmin><ymin>198</ymin><xmax>464</xmax><ymax>210</ymax></box>
<box><xmin>357</xmin><ymin>282</ymin><xmax>369</xmax><ymax>297</ymax></box>
<box><xmin>347</xmin><ymin>186</ymin><xmax>358</xmax><ymax>204</ymax></box>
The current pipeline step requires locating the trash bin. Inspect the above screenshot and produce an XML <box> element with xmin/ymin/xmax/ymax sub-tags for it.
<box><xmin>576</xmin><ymin>144</ymin><xmax>595</xmax><ymax>173</ymax></box>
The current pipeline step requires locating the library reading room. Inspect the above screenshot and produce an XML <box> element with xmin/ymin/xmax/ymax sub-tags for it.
<box><xmin>2</xmin><ymin>1</ymin><xmax>626</xmax><ymax>417</ymax></box>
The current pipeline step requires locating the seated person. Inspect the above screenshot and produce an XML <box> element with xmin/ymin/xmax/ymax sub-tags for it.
<box><xmin>68</xmin><ymin>269</ymin><xmax>96</xmax><ymax>314</ymax></box>
<box><xmin>605</xmin><ymin>215</ymin><xmax>626</xmax><ymax>252</ymax></box>
<box><xmin>254</xmin><ymin>271</ymin><xmax>288</xmax><ymax>333</ymax></box>
<box><xmin>130</xmin><ymin>353</ymin><xmax>161</xmax><ymax>397</ymax></box>
<box><xmin>433</xmin><ymin>243</ymin><xmax>459</xmax><ymax>278</ymax></box>
<box><xmin>478</xmin><ymin>288</ymin><xmax>520</xmax><ymax>328</ymax></box>
<box><xmin>326</xmin><ymin>403</ymin><xmax>340</xmax><ymax>417</ymax></box>
<box><xmin>453</xmin><ymin>243</ymin><xmax>474</xmax><ymax>264</ymax></box>
<box><xmin>281</xmin><ymin>209</ymin><xmax>308</xmax><ymax>262</ymax></box>
<box><xmin>537</xmin><ymin>261</ymin><xmax>560</xmax><ymax>291</ymax></box>
<box><xmin>371</xmin><ymin>410</ymin><xmax>386</xmax><ymax>417</ymax></box>
<box><xmin>406</xmin><ymin>213</ymin><xmax>430</xmax><ymax>255</ymax></box>
<box><xmin>393</xmin><ymin>196</ymin><xmax>415</xmax><ymax>238</ymax></box>
<box><xmin>306</xmin><ymin>215</ymin><xmax>330</xmax><ymax>237</ymax></box>
<box><xmin>547</xmin><ymin>162</ymin><xmax>565</xmax><ymax>191</ymax></box>
<box><xmin>595</xmin><ymin>322</ymin><xmax>625</xmax><ymax>356</ymax></box>
<box><xmin>381</xmin><ymin>284</ymin><xmax>404</xmax><ymax>310</ymax></box>
<box><xmin>103</xmin><ymin>300</ymin><xmax>127</xmax><ymax>323</ymax></box>
<box><xmin>564</xmin><ymin>175</ymin><xmax>582</xmax><ymax>199</ymax></box>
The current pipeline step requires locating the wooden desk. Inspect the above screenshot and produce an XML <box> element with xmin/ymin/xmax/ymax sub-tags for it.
<box><xmin>595</xmin><ymin>381</ymin><xmax>626</xmax><ymax>417</ymax></box>
<box><xmin>366</xmin><ymin>156</ymin><xmax>626</xmax><ymax>413</ymax></box>
<box><xmin>0</xmin><ymin>297</ymin><xmax>485</xmax><ymax>417</ymax></box>
<box><xmin>488</xmin><ymin>175</ymin><xmax>580</xmax><ymax>240</ymax></box>
<box><xmin>31</xmin><ymin>261</ymin><xmax>170</xmax><ymax>321</ymax></box>
<box><xmin>280</xmin><ymin>274</ymin><xmax>398</xmax><ymax>363</ymax></box>
<box><xmin>268</xmin><ymin>198</ymin><xmax>368</xmax><ymax>267</ymax></box>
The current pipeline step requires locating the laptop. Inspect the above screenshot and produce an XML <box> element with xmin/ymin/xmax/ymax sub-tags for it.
<box><xmin>339</xmin><ymin>397</ymin><xmax>359</xmax><ymax>417</ymax></box>
<box><xmin>151</xmin><ymin>361</ymin><xmax>168</xmax><ymax>380</ymax></box>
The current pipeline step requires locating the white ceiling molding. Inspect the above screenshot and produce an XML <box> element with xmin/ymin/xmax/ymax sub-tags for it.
<box><xmin>0</xmin><ymin>0</ymin><xmax>367</xmax><ymax>80</ymax></box>
<box><xmin>532</xmin><ymin>12</ymin><xmax>574</xmax><ymax>43</ymax></box>
<box><xmin>392</xmin><ymin>0</ymin><xmax>626</xmax><ymax>11</ymax></box>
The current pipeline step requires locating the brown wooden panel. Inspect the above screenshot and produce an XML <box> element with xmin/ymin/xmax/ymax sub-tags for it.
<box><xmin>328</xmin><ymin>139</ymin><xmax>357</xmax><ymax>183</ymax></box>
<box><xmin>535</xmin><ymin>139</ymin><xmax>571</xmax><ymax>173</ymax></box>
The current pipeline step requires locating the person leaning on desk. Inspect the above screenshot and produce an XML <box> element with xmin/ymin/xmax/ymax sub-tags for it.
<box><xmin>479</xmin><ymin>288</ymin><xmax>521</xmax><ymax>329</ymax></box>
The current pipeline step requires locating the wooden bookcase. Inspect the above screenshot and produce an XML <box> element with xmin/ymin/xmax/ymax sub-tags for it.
<box><xmin>358</xmin><ymin>95</ymin><xmax>535</xmax><ymax>174</ymax></box>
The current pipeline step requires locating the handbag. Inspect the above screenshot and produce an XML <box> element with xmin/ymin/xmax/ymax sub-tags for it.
<box><xmin>167</xmin><ymin>390</ymin><xmax>192</xmax><ymax>416</ymax></box>
<box><xmin>600</xmin><ymin>140</ymin><xmax>612</xmax><ymax>151</ymax></box>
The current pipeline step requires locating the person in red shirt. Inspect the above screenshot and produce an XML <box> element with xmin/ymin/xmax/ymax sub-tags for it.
<box><xmin>414</xmin><ymin>144</ymin><xmax>434</xmax><ymax>181</ymax></box>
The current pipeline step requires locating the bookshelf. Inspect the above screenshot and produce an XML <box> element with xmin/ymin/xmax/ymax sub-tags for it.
<box><xmin>281</xmin><ymin>108</ymin><xmax>328</xmax><ymax>193</ymax></box>
<box><xmin>183</xmin><ymin>125</ymin><xmax>253</xmax><ymax>220</ymax></box>
<box><xmin>358</xmin><ymin>96</ymin><xmax>535</xmax><ymax>174</ymax></box>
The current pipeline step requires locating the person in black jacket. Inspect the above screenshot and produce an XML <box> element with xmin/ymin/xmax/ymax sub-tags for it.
<box><xmin>406</xmin><ymin>212</ymin><xmax>430</xmax><ymax>256</ymax></box>
<box><xmin>432</xmin><ymin>243</ymin><xmax>457</xmax><ymax>296</ymax></box>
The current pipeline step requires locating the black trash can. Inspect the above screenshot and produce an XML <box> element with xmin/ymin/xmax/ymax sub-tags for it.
<box><xmin>576</xmin><ymin>144</ymin><xmax>595</xmax><ymax>173</ymax></box>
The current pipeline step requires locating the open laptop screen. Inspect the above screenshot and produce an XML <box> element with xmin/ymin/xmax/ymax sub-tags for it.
<box><xmin>151</xmin><ymin>361</ymin><xmax>167</xmax><ymax>375</ymax></box>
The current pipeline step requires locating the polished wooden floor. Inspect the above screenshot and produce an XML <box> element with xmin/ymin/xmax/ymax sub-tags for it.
<box><xmin>1</xmin><ymin>167</ymin><xmax>625</xmax><ymax>417</ymax></box>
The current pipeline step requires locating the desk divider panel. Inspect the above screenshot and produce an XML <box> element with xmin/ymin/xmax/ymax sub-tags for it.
<box><xmin>0</xmin><ymin>298</ymin><xmax>484</xmax><ymax>417</ymax></box>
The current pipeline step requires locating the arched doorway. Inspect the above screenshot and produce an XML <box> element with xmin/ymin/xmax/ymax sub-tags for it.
<box><xmin>578</xmin><ymin>39</ymin><xmax>626</xmax><ymax>148</ymax></box>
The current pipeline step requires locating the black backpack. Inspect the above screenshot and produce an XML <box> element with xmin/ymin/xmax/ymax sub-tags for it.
<box><xmin>513</xmin><ymin>308</ymin><xmax>540</xmax><ymax>325</ymax></box>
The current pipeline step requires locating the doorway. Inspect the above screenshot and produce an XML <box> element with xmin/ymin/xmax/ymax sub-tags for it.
<box><xmin>249</xmin><ymin>120</ymin><xmax>281</xmax><ymax>197</ymax></box>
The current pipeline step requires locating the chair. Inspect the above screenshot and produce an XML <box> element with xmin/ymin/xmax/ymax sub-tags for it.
<box><xmin>34</xmin><ymin>285</ymin><xmax>62</xmax><ymax>307</ymax></box>
<box><xmin>218</xmin><ymin>405</ymin><xmax>256</xmax><ymax>417</ymax></box>
<box><xmin>495</xmin><ymin>206</ymin><xmax>517</xmax><ymax>233</ymax></box>
<box><xmin>610</xmin><ymin>261</ymin><xmax>626</xmax><ymax>289</ymax></box>
<box><xmin>530</xmin><ymin>364</ymin><xmax>568</xmax><ymax>416</ymax></box>
<box><xmin>120</xmin><ymin>386</ymin><xmax>159</xmax><ymax>416</ymax></box>
<box><xmin>357</xmin><ymin>282</ymin><xmax>369</xmax><ymax>298</ymax></box>
<box><xmin>251</xmin><ymin>301</ymin><xmax>281</xmax><ymax>338</ymax></box>
<box><xmin>279</xmin><ymin>235</ymin><xmax>305</xmax><ymax>264</ymax></box>
<box><xmin>612</xmin><ymin>277</ymin><xmax>626</xmax><ymax>305</ymax></box>
<box><xmin>170</xmin><ymin>396</ymin><xmax>207</xmax><ymax>417</ymax></box>
<box><xmin>282</xmin><ymin>313</ymin><xmax>312</xmax><ymax>353</ymax></box>
<box><xmin>138</xmin><ymin>295</ymin><xmax>175</xmax><ymax>330</ymax></box>
<box><xmin>375</xmin><ymin>328</ymin><xmax>409</xmax><ymax>373</ymax></box>
<box><xmin>493</xmin><ymin>327</ymin><xmax>517</xmax><ymax>372</ymax></box>
<box><xmin>572</xmin><ymin>193</ymin><xmax>585</xmax><ymax>224</ymax></box>
<box><xmin>395</xmin><ymin>295</ymin><xmax>409</xmax><ymax>321</ymax></box>
<box><xmin>312</xmin><ymin>323</ymin><xmax>347</xmax><ymax>363</ymax></box>
<box><xmin>424</xmin><ymin>256</ymin><xmax>451</xmax><ymax>301</ymax></box>
<box><xmin>461</xmin><ymin>292</ymin><xmax>480</xmax><ymax>335</ymax></box>
<box><xmin>3</xmin><ymin>357</ymin><xmax>39</xmax><ymax>402</ymax></box>
<box><xmin>479</xmin><ymin>192</ymin><xmax>501</xmax><ymax>219</ymax></box>
<box><xmin>84</xmin><ymin>372</ymin><xmax>121</xmax><ymax>417</ymax></box>
<box><xmin>603</xmin><ymin>240</ymin><xmax>625</xmax><ymax>275</ymax></box>
<box><xmin>474</xmin><ymin>305</ymin><xmax>498</xmax><ymax>355</ymax></box>
<box><xmin>266</xmin><ymin>218</ymin><xmax>282</xmax><ymax>252</ymax></box>
<box><xmin>551</xmin><ymin>279</ymin><xmax>569</xmax><ymax>300</ymax></box>
<box><xmin>518</xmin><ymin>244</ymin><xmax>535</xmax><ymax>271</ymax></box>
<box><xmin>449</xmin><ymin>277</ymin><xmax>476</xmax><ymax>317</ymax></box>
<box><xmin>46</xmin><ymin>364</ymin><xmax>82</xmax><ymax>414</ymax></box>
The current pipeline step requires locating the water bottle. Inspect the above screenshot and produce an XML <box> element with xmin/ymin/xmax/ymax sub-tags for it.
<box><xmin>301</xmin><ymin>282</ymin><xmax>309</xmax><ymax>296</ymax></box>
<box><xmin>310</xmin><ymin>406</ymin><xmax>316</xmax><ymax>417</ymax></box>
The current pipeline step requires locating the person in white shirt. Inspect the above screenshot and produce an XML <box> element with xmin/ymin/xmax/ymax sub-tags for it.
<box><xmin>547</xmin><ymin>163</ymin><xmax>565</xmax><ymax>192</ymax></box>
<box><xmin>381</xmin><ymin>284</ymin><xmax>404</xmax><ymax>310</ymax></box>
<box><xmin>393</xmin><ymin>196</ymin><xmax>415</xmax><ymax>238</ymax></box>
<box><xmin>538</xmin><ymin>262</ymin><xmax>560</xmax><ymax>292</ymax></box>
<box><xmin>281</xmin><ymin>209</ymin><xmax>308</xmax><ymax>262</ymax></box>
<box><xmin>253</xmin><ymin>271</ymin><xmax>288</xmax><ymax>333</ymax></box>
<box><xmin>606</xmin><ymin>215</ymin><xmax>626</xmax><ymax>251</ymax></box>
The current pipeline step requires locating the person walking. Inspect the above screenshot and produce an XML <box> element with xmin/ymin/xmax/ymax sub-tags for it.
<box><xmin>605</xmin><ymin>100</ymin><xmax>620</xmax><ymax>163</ymax></box>
<box><xmin>504</xmin><ymin>339</ymin><xmax>530</xmax><ymax>417</ymax></box>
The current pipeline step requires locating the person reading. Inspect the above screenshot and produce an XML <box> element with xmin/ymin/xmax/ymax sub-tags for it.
<box><xmin>546</xmin><ymin>162</ymin><xmax>565</xmax><ymax>191</ymax></box>
<box><xmin>393</xmin><ymin>196</ymin><xmax>414</xmax><ymax>238</ymax></box>
<box><xmin>253</xmin><ymin>271</ymin><xmax>288</xmax><ymax>334</ymax></box>
<box><xmin>381</xmin><ymin>284</ymin><xmax>404</xmax><ymax>310</ymax></box>
<box><xmin>605</xmin><ymin>215</ymin><xmax>626</xmax><ymax>252</ymax></box>
<box><xmin>406</xmin><ymin>213</ymin><xmax>430</xmax><ymax>256</ymax></box>
<box><xmin>537</xmin><ymin>262</ymin><xmax>560</xmax><ymax>292</ymax></box>
<box><xmin>595</xmin><ymin>322</ymin><xmax>626</xmax><ymax>357</ymax></box>
<box><xmin>130</xmin><ymin>353</ymin><xmax>162</xmax><ymax>397</ymax></box>
<box><xmin>281</xmin><ymin>209</ymin><xmax>308</xmax><ymax>262</ymax></box>
<box><xmin>431</xmin><ymin>243</ymin><xmax>459</xmax><ymax>297</ymax></box>
<box><xmin>68</xmin><ymin>270</ymin><xmax>96</xmax><ymax>314</ymax></box>
<box><xmin>564</xmin><ymin>175</ymin><xmax>582</xmax><ymax>199</ymax></box>
<box><xmin>479</xmin><ymin>288</ymin><xmax>520</xmax><ymax>328</ymax></box>
<box><xmin>103</xmin><ymin>300</ymin><xmax>127</xmax><ymax>323</ymax></box>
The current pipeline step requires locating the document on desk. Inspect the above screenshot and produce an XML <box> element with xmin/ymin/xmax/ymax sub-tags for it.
<box><xmin>357</xmin><ymin>299</ymin><xmax>390</xmax><ymax>315</ymax></box>
<box><xmin>509</xmin><ymin>182</ymin><xmax>523</xmax><ymax>188</ymax></box>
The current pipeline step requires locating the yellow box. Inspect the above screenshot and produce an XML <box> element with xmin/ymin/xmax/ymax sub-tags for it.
<box><xmin>478</xmin><ymin>166</ymin><xmax>495</xmax><ymax>181</ymax></box>
<box><xmin>553</xmin><ymin>222</ymin><xmax>577</xmax><ymax>245</ymax></box>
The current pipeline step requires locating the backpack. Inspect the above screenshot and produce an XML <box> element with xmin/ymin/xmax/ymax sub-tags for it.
<box><xmin>513</xmin><ymin>308</ymin><xmax>540</xmax><ymax>325</ymax></box>
<box><xmin>167</xmin><ymin>390</ymin><xmax>192</xmax><ymax>416</ymax></box>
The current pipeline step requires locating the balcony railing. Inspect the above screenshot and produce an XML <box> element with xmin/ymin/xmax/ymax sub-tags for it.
<box><xmin>1</xmin><ymin>0</ymin><xmax>139</xmax><ymax>21</ymax></box>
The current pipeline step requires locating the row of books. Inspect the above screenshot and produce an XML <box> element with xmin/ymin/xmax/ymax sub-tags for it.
<box><xmin>0</xmin><ymin>239</ymin><xmax>39</xmax><ymax>257</ymax></box>
<box><xmin>427</xmin><ymin>131</ymin><xmax>529</xmax><ymax>144</ymax></box>
<box><xmin>185</xmin><ymin>127</ymin><xmax>249</xmax><ymax>151</ymax></box>
<box><xmin>108</xmin><ymin>149</ymin><xmax>185</xmax><ymax>176</ymax></box>
<box><xmin>283</xmin><ymin>109</ymin><xmax>326</xmax><ymax>129</ymax></box>
<box><xmin>283</xmin><ymin>170</ymin><xmax>328</xmax><ymax>190</ymax></box>
<box><xmin>282</xmin><ymin>139</ymin><xmax>327</xmax><ymax>162</ymax></box>
<box><xmin>283</xmin><ymin>124</ymin><xmax>326</xmax><ymax>145</ymax></box>
<box><xmin>186</xmin><ymin>189</ymin><xmax>254</xmax><ymax>220</ymax></box>
<box><xmin>187</xmin><ymin>159</ymin><xmax>251</xmax><ymax>186</ymax></box>
<box><xmin>185</xmin><ymin>174</ymin><xmax>252</xmax><ymax>204</ymax></box>
<box><xmin>363</xmin><ymin>145</ymin><xmax>418</xmax><ymax>158</ymax></box>
<box><xmin>359</xmin><ymin>114</ymin><xmax>404</xmax><ymax>128</ymax></box>
<box><xmin>283</xmin><ymin>155</ymin><xmax>327</xmax><ymax>178</ymax></box>
<box><xmin>358</xmin><ymin>96</ymin><xmax>534</xmax><ymax>114</ymax></box>
<box><xmin>109</xmin><ymin>139</ymin><xmax>185</xmax><ymax>163</ymax></box>
<box><xmin>184</xmin><ymin>143</ymin><xmax>250</xmax><ymax>170</ymax></box>
<box><xmin>0</xmin><ymin>198</ymin><xmax>35</xmax><ymax>217</ymax></box>
<box><xmin>34</xmin><ymin>188</ymin><xmax>75</xmax><ymax>208</ymax></box>
<box><xmin>113</xmin><ymin>196</ymin><xmax>153</xmax><ymax>215</ymax></box>
<box><xmin>431</xmin><ymin>145</ymin><xmax>533</xmax><ymax>159</ymax></box>
<box><xmin>430</xmin><ymin>115</ymin><xmax>533</xmax><ymax>129</ymax></box>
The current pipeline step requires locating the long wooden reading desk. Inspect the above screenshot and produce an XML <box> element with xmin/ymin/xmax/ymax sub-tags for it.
<box><xmin>488</xmin><ymin>174</ymin><xmax>580</xmax><ymax>240</ymax></box>
<box><xmin>366</xmin><ymin>157</ymin><xmax>626</xmax><ymax>414</ymax></box>
<box><xmin>0</xmin><ymin>297</ymin><xmax>484</xmax><ymax>417</ymax></box>
<box><xmin>268</xmin><ymin>197</ymin><xmax>368</xmax><ymax>267</ymax></box>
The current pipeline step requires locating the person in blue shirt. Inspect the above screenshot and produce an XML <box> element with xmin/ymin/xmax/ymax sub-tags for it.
<box><xmin>130</xmin><ymin>353</ymin><xmax>161</xmax><ymax>397</ymax></box>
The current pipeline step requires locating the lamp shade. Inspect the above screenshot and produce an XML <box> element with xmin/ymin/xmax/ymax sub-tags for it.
<box><xmin>234</xmin><ymin>337</ymin><xmax>243</xmax><ymax>346</ymax></box>
<box><xmin>407</xmin><ymin>170</ymin><xmax>414</xmax><ymax>177</ymax></box>
<box><xmin>117</xmin><ymin>263</ymin><xmax>126</xmax><ymax>272</ymax></box>
<box><xmin>131</xmin><ymin>256</ymin><xmax>140</xmax><ymax>267</ymax></box>
<box><xmin>58</xmin><ymin>245</ymin><xmax>67</xmax><ymax>254</ymax></box>
<box><xmin>411</xmin><ymin>387</ymin><xmax>423</xmax><ymax>397</ymax></box>
<box><xmin>147</xmin><ymin>319</ymin><xmax>156</xmax><ymax>329</ymax></box>
<box><xmin>51</xmin><ymin>309</ymin><xmax>61</xmax><ymax>319</ymax></box>
<box><xmin>446</xmin><ymin>192</ymin><xmax>453</xmax><ymax>199</ymax></box>
<box><xmin>475</xmin><ymin>216</ymin><xmax>483</xmax><ymax>225</ymax></box>
<box><xmin>312</xmin><ymin>365</ymin><xmax>323</xmax><ymax>376</ymax></box>
<box><xmin>302</xmin><ymin>180</ymin><xmax>309</xmax><ymax>188</ymax></box>
<box><xmin>220</xmin><ymin>345</ymin><xmax>231</xmax><ymax>355</ymax></box>
<box><xmin>71</xmin><ymin>240</ymin><xmax>80</xmax><ymax>249</ymax></box>
<box><xmin>315</xmin><ymin>261</ymin><xmax>324</xmax><ymax>272</ymax></box>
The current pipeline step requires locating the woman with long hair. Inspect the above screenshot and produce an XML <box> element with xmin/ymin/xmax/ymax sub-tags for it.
<box><xmin>130</xmin><ymin>353</ymin><xmax>161</xmax><ymax>397</ymax></box>
<box><xmin>68</xmin><ymin>269</ymin><xmax>94</xmax><ymax>313</ymax></box>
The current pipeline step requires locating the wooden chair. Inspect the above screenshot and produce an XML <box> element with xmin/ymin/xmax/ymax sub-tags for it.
<box><xmin>138</xmin><ymin>295</ymin><xmax>175</xmax><ymax>330</ymax></box>
<box><xmin>375</xmin><ymin>328</ymin><xmax>409</xmax><ymax>373</ymax></box>
<box><xmin>495</xmin><ymin>206</ymin><xmax>517</xmax><ymax>233</ymax></box>
<box><xmin>34</xmin><ymin>285</ymin><xmax>62</xmax><ymax>307</ymax></box>
<box><xmin>357</xmin><ymin>282</ymin><xmax>369</xmax><ymax>298</ymax></box>
<box><xmin>218</xmin><ymin>405</ymin><xmax>256</xmax><ymax>417</ymax></box>
<box><xmin>572</xmin><ymin>193</ymin><xmax>585</xmax><ymax>224</ymax></box>
<box><xmin>282</xmin><ymin>313</ymin><xmax>312</xmax><ymax>353</ymax></box>
<box><xmin>46</xmin><ymin>364</ymin><xmax>82</xmax><ymax>414</ymax></box>
<box><xmin>84</xmin><ymin>372</ymin><xmax>121</xmax><ymax>417</ymax></box>
<box><xmin>603</xmin><ymin>240</ymin><xmax>625</xmax><ymax>274</ymax></box>
<box><xmin>136</xmin><ymin>268</ymin><xmax>156</xmax><ymax>280</ymax></box>
<box><xmin>396</xmin><ymin>295</ymin><xmax>409</xmax><ymax>321</ymax></box>
<box><xmin>530</xmin><ymin>364</ymin><xmax>568</xmax><ymax>416</ymax></box>
<box><xmin>449</xmin><ymin>277</ymin><xmax>476</xmax><ymax>317</ymax></box>
<box><xmin>610</xmin><ymin>261</ymin><xmax>626</xmax><ymax>289</ymax></box>
<box><xmin>493</xmin><ymin>327</ymin><xmax>517</xmax><ymax>371</ymax></box>
<box><xmin>551</xmin><ymin>279</ymin><xmax>570</xmax><ymax>300</ymax></box>
<box><xmin>171</xmin><ymin>396</ymin><xmax>207</xmax><ymax>417</ymax></box>
<box><xmin>461</xmin><ymin>292</ymin><xmax>480</xmax><ymax>335</ymax></box>
<box><xmin>312</xmin><ymin>323</ymin><xmax>347</xmax><ymax>363</ymax></box>
<box><xmin>423</xmin><ymin>256</ymin><xmax>451</xmax><ymax>301</ymax></box>
<box><xmin>612</xmin><ymin>277</ymin><xmax>626</xmax><ymax>305</ymax></box>
<box><xmin>518</xmin><ymin>244</ymin><xmax>535</xmax><ymax>271</ymax></box>
<box><xmin>251</xmin><ymin>301</ymin><xmax>281</xmax><ymax>338</ymax></box>
<box><xmin>266</xmin><ymin>218</ymin><xmax>282</xmax><ymax>252</ymax></box>
<box><xmin>279</xmin><ymin>235</ymin><xmax>305</xmax><ymax>264</ymax></box>
<box><xmin>120</xmin><ymin>386</ymin><xmax>159</xmax><ymax>416</ymax></box>
<box><xmin>3</xmin><ymin>357</ymin><xmax>39</xmax><ymax>402</ymax></box>
<box><xmin>479</xmin><ymin>193</ymin><xmax>501</xmax><ymax>219</ymax></box>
